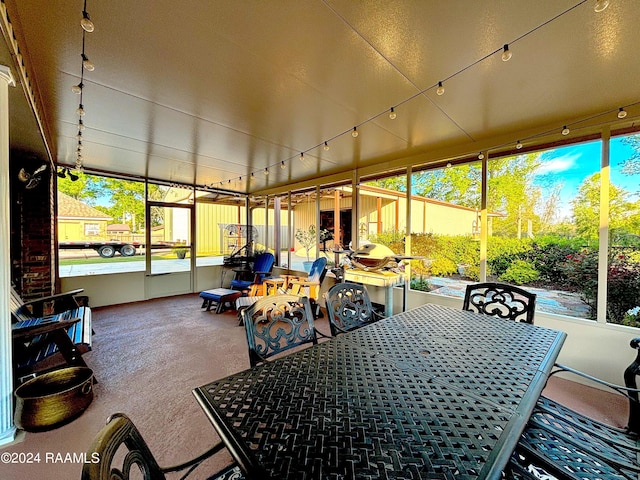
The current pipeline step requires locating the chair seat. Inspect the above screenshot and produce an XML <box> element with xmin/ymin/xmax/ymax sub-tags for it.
<box><xmin>13</xmin><ymin>306</ymin><xmax>92</xmax><ymax>370</ymax></box>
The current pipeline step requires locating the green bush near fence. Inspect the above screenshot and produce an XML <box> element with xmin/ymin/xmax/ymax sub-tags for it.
<box><xmin>370</xmin><ymin>231</ymin><xmax>640</xmax><ymax>325</ymax></box>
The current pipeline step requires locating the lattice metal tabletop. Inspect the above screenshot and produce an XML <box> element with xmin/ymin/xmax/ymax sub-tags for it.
<box><xmin>194</xmin><ymin>303</ymin><xmax>566</xmax><ymax>480</ymax></box>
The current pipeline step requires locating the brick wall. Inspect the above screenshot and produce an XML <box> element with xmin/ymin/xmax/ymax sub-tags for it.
<box><xmin>10</xmin><ymin>154</ymin><xmax>54</xmax><ymax>300</ymax></box>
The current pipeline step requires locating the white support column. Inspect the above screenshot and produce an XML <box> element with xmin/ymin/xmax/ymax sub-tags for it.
<box><xmin>597</xmin><ymin>128</ymin><xmax>611</xmax><ymax>323</ymax></box>
<box><xmin>0</xmin><ymin>64</ymin><xmax>16</xmax><ymax>446</ymax></box>
<box><xmin>480</xmin><ymin>153</ymin><xmax>488</xmax><ymax>281</ymax></box>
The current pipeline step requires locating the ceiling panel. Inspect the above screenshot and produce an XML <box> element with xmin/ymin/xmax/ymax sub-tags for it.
<box><xmin>4</xmin><ymin>0</ymin><xmax>640</xmax><ymax>194</ymax></box>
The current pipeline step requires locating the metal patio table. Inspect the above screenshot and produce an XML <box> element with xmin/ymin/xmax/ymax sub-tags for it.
<box><xmin>193</xmin><ymin>303</ymin><xmax>566</xmax><ymax>480</ymax></box>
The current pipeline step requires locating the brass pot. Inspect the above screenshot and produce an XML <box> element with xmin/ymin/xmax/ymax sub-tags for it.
<box><xmin>14</xmin><ymin>367</ymin><xmax>94</xmax><ymax>432</ymax></box>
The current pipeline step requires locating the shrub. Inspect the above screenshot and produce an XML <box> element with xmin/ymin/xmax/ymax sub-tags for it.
<box><xmin>368</xmin><ymin>230</ymin><xmax>405</xmax><ymax>254</ymax></box>
<box><xmin>410</xmin><ymin>275</ymin><xmax>432</xmax><ymax>292</ymax></box>
<box><xmin>498</xmin><ymin>260</ymin><xmax>540</xmax><ymax>285</ymax></box>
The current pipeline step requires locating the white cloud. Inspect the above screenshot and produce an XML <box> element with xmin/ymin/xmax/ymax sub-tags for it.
<box><xmin>536</xmin><ymin>153</ymin><xmax>579</xmax><ymax>175</ymax></box>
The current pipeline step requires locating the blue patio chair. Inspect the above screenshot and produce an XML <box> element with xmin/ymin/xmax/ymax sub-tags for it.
<box><xmin>229</xmin><ymin>252</ymin><xmax>275</xmax><ymax>294</ymax></box>
<box><xmin>81</xmin><ymin>413</ymin><xmax>244</xmax><ymax>480</ymax></box>
<box><xmin>10</xmin><ymin>286</ymin><xmax>93</xmax><ymax>380</ymax></box>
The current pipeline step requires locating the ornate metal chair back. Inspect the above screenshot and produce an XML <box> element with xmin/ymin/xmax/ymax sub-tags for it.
<box><xmin>463</xmin><ymin>282</ymin><xmax>536</xmax><ymax>324</ymax></box>
<box><xmin>324</xmin><ymin>282</ymin><xmax>380</xmax><ymax>336</ymax></box>
<box><xmin>82</xmin><ymin>413</ymin><xmax>239</xmax><ymax>480</ymax></box>
<box><xmin>243</xmin><ymin>295</ymin><xmax>317</xmax><ymax>367</ymax></box>
<box><xmin>81</xmin><ymin>413</ymin><xmax>167</xmax><ymax>480</ymax></box>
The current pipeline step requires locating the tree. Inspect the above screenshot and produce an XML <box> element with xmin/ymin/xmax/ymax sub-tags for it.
<box><xmin>621</xmin><ymin>133</ymin><xmax>640</xmax><ymax>176</ymax></box>
<box><xmin>57</xmin><ymin>171</ymin><xmax>103</xmax><ymax>203</ymax></box>
<box><xmin>572</xmin><ymin>172</ymin><xmax>638</xmax><ymax>241</ymax></box>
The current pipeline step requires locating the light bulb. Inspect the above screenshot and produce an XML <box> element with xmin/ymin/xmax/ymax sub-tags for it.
<box><xmin>389</xmin><ymin>107</ymin><xmax>396</xmax><ymax>120</ymax></box>
<box><xmin>501</xmin><ymin>44</ymin><xmax>512</xmax><ymax>62</ymax></box>
<box><xmin>478</xmin><ymin>152</ymin><xmax>485</xmax><ymax>160</ymax></box>
<box><xmin>78</xmin><ymin>120</ymin><xmax>85</xmax><ymax>131</ymax></box>
<box><xmin>81</xmin><ymin>12</ymin><xmax>95</xmax><ymax>32</ymax></box>
<box><xmin>76</xmin><ymin>131</ymin><xmax>82</xmax><ymax>140</ymax></box>
<box><xmin>82</xmin><ymin>55</ymin><xmax>95</xmax><ymax>71</ymax></box>
<box><xmin>436</xmin><ymin>81</ymin><xmax>445</xmax><ymax>96</ymax></box>
<box><xmin>264</xmin><ymin>168</ymin><xmax>269</xmax><ymax>175</ymax></box>
<box><xmin>251</xmin><ymin>172</ymin><xmax>255</xmax><ymax>178</ymax></box>
<box><xmin>299</xmin><ymin>152</ymin><xmax>304</xmax><ymax>161</ymax></box>
<box><xmin>77</xmin><ymin>104</ymin><xmax>86</xmax><ymax>116</ymax></box>
<box><xmin>561</xmin><ymin>126</ymin><xmax>570</xmax><ymax>136</ymax></box>
<box><xmin>516</xmin><ymin>140</ymin><xmax>523</xmax><ymax>149</ymax></box>
<box><xmin>446</xmin><ymin>162</ymin><xmax>452</xmax><ymax>168</ymax></box>
<box><xmin>352</xmin><ymin>127</ymin><xmax>358</xmax><ymax>138</ymax></box>
<box><xmin>71</xmin><ymin>82</ymin><xmax>83</xmax><ymax>94</ymax></box>
<box><xmin>594</xmin><ymin>0</ymin><xmax>610</xmax><ymax>12</ymax></box>
<box><xmin>323</xmin><ymin>141</ymin><xmax>329</xmax><ymax>151</ymax></box>
<box><xmin>77</xmin><ymin>142</ymin><xmax>83</xmax><ymax>151</ymax></box>
<box><xmin>281</xmin><ymin>161</ymin><xmax>286</xmax><ymax>169</ymax></box>
<box><xmin>618</xmin><ymin>108</ymin><xmax>627</xmax><ymax>119</ymax></box>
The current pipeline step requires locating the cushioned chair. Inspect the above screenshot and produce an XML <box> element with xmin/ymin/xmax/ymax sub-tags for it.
<box><xmin>242</xmin><ymin>295</ymin><xmax>317</xmax><ymax>367</ymax></box>
<box><xmin>508</xmin><ymin>337</ymin><xmax>640</xmax><ymax>480</ymax></box>
<box><xmin>462</xmin><ymin>281</ymin><xmax>537</xmax><ymax>324</ymax></box>
<box><xmin>10</xmin><ymin>286</ymin><xmax>93</xmax><ymax>380</ymax></box>
<box><xmin>81</xmin><ymin>413</ymin><xmax>243</xmax><ymax>480</ymax></box>
<box><xmin>324</xmin><ymin>282</ymin><xmax>384</xmax><ymax>336</ymax></box>
<box><xmin>229</xmin><ymin>252</ymin><xmax>275</xmax><ymax>295</ymax></box>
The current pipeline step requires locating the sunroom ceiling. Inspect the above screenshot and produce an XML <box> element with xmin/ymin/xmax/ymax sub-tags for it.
<box><xmin>4</xmin><ymin>0</ymin><xmax>640</xmax><ymax>194</ymax></box>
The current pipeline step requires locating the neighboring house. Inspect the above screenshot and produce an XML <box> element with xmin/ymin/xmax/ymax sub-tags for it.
<box><xmin>107</xmin><ymin>224</ymin><xmax>131</xmax><ymax>241</ymax></box>
<box><xmin>57</xmin><ymin>192</ymin><xmax>113</xmax><ymax>241</ymax></box>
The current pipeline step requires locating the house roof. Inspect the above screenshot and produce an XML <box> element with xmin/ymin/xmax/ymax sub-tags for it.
<box><xmin>57</xmin><ymin>192</ymin><xmax>112</xmax><ymax>221</ymax></box>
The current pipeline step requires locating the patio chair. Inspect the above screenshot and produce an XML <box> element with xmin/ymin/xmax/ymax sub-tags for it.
<box><xmin>242</xmin><ymin>295</ymin><xmax>317</xmax><ymax>367</ymax></box>
<box><xmin>462</xmin><ymin>282</ymin><xmax>537</xmax><ymax>324</ymax></box>
<box><xmin>229</xmin><ymin>252</ymin><xmax>275</xmax><ymax>295</ymax></box>
<box><xmin>10</xmin><ymin>286</ymin><xmax>93</xmax><ymax>380</ymax></box>
<box><xmin>81</xmin><ymin>412</ymin><xmax>244</xmax><ymax>480</ymax></box>
<box><xmin>236</xmin><ymin>257</ymin><xmax>328</xmax><ymax>321</ymax></box>
<box><xmin>324</xmin><ymin>282</ymin><xmax>384</xmax><ymax>336</ymax></box>
<box><xmin>509</xmin><ymin>336</ymin><xmax>640</xmax><ymax>480</ymax></box>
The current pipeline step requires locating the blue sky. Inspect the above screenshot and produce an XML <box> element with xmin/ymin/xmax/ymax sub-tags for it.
<box><xmin>534</xmin><ymin>136</ymin><xmax>639</xmax><ymax>215</ymax></box>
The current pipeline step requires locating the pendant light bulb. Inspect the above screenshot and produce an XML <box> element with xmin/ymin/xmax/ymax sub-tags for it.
<box><xmin>264</xmin><ymin>168</ymin><xmax>269</xmax><ymax>175</ymax></box>
<box><xmin>82</xmin><ymin>54</ymin><xmax>95</xmax><ymax>71</ymax></box>
<box><xmin>71</xmin><ymin>83</ymin><xmax>83</xmax><ymax>94</ymax></box>
<box><xmin>81</xmin><ymin>11</ymin><xmax>95</xmax><ymax>32</ymax></box>
<box><xmin>618</xmin><ymin>107</ymin><xmax>628</xmax><ymax>119</ymax></box>
<box><xmin>501</xmin><ymin>44</ymin><xmax>512</xmax><ymax>62</ymax></box>
<box><xmin>436</xmin><ymin>81</ymin><xmax>445</xmax><ymax>96</ymax></box>
<box><xmin>77</xmin><ymin>104</ymin><xmax>86</xmax><ymax>116</ymax></box>
<box><xmin>299</xmin><ymin>152</ymin><xmax>304</xmax><ymax>161</ymax></box>
<box><xmin>478</xmin><ymin>152</ymin><xmax>485</xmax><ymax>160</ymax></box>
<box><xmin>594</xmin><ymin>0</ymin><xmax>610</xmax><ymax>12</ymax></box>
<box><xmin>389</xmin><ymin>107</ymin><xmax>396</xmax><ymax>120</ymax></box>
<box><xmin>281</xmin><ymin>161</ymin><xmax>286</xmax><ymax>169</ymax></box>
<box><xmin>561</xmin><ymin>126</ymin><xmax>570</xmax><ymax>136</ymax></box>
<box><xmin>76</xmin><ymin>131</ymin><xmax>83</xmax><ymax>141</ymax></box>
<box><xmin>352</xmin><ymin>126</ymin><xmax>358</xmax><ymax>138</ymax></box>
<box><xmin>446</xmin><ymin>162</ymin><xmax>452</xmax><ymax>168</ymax></box>
<box><xmin>323</xmin><ymin>141</ymin><xmax>329</xmax><ymax>151</ymax></box>
<box><xmin>78</xmin><ymin>120</ymin><xmax>85</xmax><ymax>131</ymax></box>
<box><xmin>516</xmin><ymin>140</ymin><xmax>523</xmax><ymax>150</ymax></box>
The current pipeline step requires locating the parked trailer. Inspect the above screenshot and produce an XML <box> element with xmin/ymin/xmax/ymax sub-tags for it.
<box><xmin>59</xmin><ymin>241</ymin><xmax>140</xmax><ymax>258</ymax></box>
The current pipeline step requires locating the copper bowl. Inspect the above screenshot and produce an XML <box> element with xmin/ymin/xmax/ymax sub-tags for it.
<box><xmin>14</xmin><ymin>367</ymin><xmax>94</xmax><ymax>432</ymax></box>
